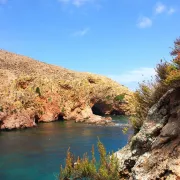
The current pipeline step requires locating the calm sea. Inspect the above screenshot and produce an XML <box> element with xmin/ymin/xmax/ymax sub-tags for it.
<box><xmin>0</xmin><ymin>116</ymin><xmax>132</xmax><ymax>180</ymax></box>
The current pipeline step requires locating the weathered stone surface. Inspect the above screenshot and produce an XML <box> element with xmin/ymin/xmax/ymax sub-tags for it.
<box><xmin>0</xmin><ymin>112</ymin><xmax>7</xmax><ymax>121</ymax></box>
<box><xmin>115</xmin><ymin>88</ymin><xmax>180</xmax><ymax>180</ymax></box>
<box><xmin>84</xmin><ymin>115</ymin><xmax>114</xmax><ymax>126</ymax></box>
<box><xmin>39</xmin><ymin>103</ymin><xmax>60</xmax><ymax>123</ymax></box>
<box><xmin>1</xmin><ymin>112</ymin><xmax>36</xmax><ymax>130</ymax></box>
<box><xmin>74</xmin><ymin>106</ymin><xmax>114</xmax><ymax>126</ymax></box>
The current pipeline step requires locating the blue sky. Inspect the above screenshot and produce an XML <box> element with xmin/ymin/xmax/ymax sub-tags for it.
<box><xmin>0</xmin><ymin>0</ymin><xmax>180</xmax><ymax>90</ymax></box>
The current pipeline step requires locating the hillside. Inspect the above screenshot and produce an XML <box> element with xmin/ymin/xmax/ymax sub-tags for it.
<box><xmin>0</xmin><ymin>50</ymin><xmax>134</xmax><ymax>130</ymax></box>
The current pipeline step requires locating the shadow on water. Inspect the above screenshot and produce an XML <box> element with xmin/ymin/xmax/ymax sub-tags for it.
<box><xmin>0</xmin><ymin>116</ymin><xmax>132</xmax><ymax>180</ymax></box>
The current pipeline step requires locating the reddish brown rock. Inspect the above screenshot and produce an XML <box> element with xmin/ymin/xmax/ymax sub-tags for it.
<box><xmin>1</xmin><ymin>112</ymin><xmax>36</xmax><ymax>130</ymax></box>
<box><xmin>0</xmin><ymin>112</ymin><xmax>7</xmax><ymax>121</ymax></box>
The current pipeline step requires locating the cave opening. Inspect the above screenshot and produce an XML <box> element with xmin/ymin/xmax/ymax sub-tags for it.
<box><xmin>92</xmin><ymin>103</ymin><xmax>104</xmax><ymax>116</ymax></box>
<box><xmin>58</xmin><ymin>114</ymin><xmax>64</xmax><ymax>121</ymax></box>
<box><xmin>110</xmin><ymin>110</ymin><xmax>124</xmax><ymax>115</ymax></box>
<box><xmin>92</xmin><ymin>102</ymin><xmax>124</xmax><ymax>116</ymax></box>
<box><xmin>34</xmin><ymin>115</ymin><xmax>39</xmax><ymax>124</ymax></box>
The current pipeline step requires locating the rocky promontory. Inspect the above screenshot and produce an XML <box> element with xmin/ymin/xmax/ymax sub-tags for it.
<box><xmin>0</xmin><ymin>50</ymin><xmax>134</xmax><ymax>130</ymax></box>
<box><xmin>115</xmin><ymin>88</ymin><xmax>180</xmax><ymax>180</ymax></box>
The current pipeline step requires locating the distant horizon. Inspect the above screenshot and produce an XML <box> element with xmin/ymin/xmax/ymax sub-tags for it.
<box><xmin>0</xmin><ymin>0</ymin><xmax>179</xmax><ymax>90</ymax></box>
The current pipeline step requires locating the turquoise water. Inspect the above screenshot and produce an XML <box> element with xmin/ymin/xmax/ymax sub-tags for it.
<box><xmin>0</xmin><ymin>116</ymin><xmax>132</xmax><ymax>180</ymax></box>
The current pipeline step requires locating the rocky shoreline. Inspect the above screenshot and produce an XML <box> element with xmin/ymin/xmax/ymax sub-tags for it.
<box><xmin>0</xmin><ymin>107</ymin><xmax>117</xmax><ymax>131</ymax></box>
<box><xmin>114</xmin><ymin>88</ymin><xmax>180</xmax><ymax>180</ymax></box>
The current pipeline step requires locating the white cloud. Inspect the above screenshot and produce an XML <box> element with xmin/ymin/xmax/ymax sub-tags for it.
<box><xmin>154</xmin><ymin>2</ymin><xmax>176</xmax><ymax>15</ymax></box>
<box><xmin>136</xmin><ymin>3</ymin><xmax>176</xmax><ymax>29</ymax></box>
<box><xmin>72</xmin><ymin>28</ymin><xmax>89</xmax><ymax>37</ymax></box>
<box><xmin>58</xmin><ymin>0</ymin><xmax>95</xmax><ymax>7</ymax></box>
<box><xmin>168</xmin><ymin>7</ymin><xmax>176</xmax><ymax>15</ymax></box>
<box><xmin>137</xmin><ymin>16</ymin><xmax>152</xmax><ymax>28</ymax></box>
<box><xmin>109</xmin><ymin>68</ymin><xmax>156</xmax><ymax>90</ymax></box>
<box><xmin>155</xmin><ymin>2</ymin><xmax>166</xmax><ymax>14</ymax></box>
<box><xmin>0</xmin><ymin>0</ymin><xmax>7</xmax><ymax>5</ymax></box>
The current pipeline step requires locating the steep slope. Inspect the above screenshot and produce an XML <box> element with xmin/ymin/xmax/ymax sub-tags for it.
<box><xmin>115</xmin><ymin>88</ymin><xmax>180</xmax><ymax>180</ymax></box>
<box><xmin>0</xmin><ymin>50</ymin><xmax>134</xmax><ymax>130</ymax></box>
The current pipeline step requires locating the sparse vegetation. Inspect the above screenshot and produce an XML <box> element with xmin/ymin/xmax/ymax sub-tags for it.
<box><xmin>114</xmin><ymin>94</ymin><xmax>125</xmax><ymax>102</ymax></box>
<box><xmin>59</xmin><ymin>139</ymin><xmax>120</xmax><ymax>180</ymax></box>
<box><xmin>131</xmin><ymin>37</ymin><xmax>180</xmax><ymax>132</ymax></box>
<box><xmin>35</xmin><ymin>87</ymin><xmax>41</xmax><ymax>97</ymax></box>
<box><xmin>0</xmin><ymin>49</ymin><xmax>134</xmax><ymax>125</ymax></box>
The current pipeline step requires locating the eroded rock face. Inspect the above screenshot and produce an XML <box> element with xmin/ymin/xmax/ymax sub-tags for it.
<box><xmin>0</xmin><ymin>102</ymin><xmax>116</xmax><ymax>130</ymax></box>
<box><xmin>71</xmin><ymin>106</ymin><xmax>114</xmax><ymax>126</ymax></box>
<box><xmin>115</xmin><ymin>88</ymin><xmax>180</xmax><ymax>180</ymax></box>
<box><xmin>0</xmin><ymin>112</ymin><xmax>36</xmax><ymax>130</ymax></box>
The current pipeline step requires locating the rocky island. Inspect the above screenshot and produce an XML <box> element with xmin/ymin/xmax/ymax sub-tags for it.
<box><xmin>0</xmin><ymin>50</ymin><xmax>133</xmax><ymax>130</ymax></box>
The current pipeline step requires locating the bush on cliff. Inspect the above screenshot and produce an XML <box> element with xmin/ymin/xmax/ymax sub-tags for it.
<box><xmin>131</xmin><ymin>37</ymin><xmax>180</xmax><ymax>132</ymax></box>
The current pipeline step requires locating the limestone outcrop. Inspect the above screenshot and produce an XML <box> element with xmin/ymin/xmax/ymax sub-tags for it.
<box><xmin>115</xmin><ymin>88</ymin><xmax>180</xmax><ymax>180</ymax></box>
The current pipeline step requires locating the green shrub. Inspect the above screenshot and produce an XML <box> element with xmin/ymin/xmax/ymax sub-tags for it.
<box><xmin>114</xmin><ymin>94</ymin><xmax>125</xmax><ymax>102</ymax></box>
<box><xmin>59</xmin><ymin>139</ymin><xmax>120</xmax><ymax>180</ymax></box>
<box><xmin>48</xmin><ymin>97</ymin><xmax>52</xmax><ymax>102</ymax></box>
<box><xmin>130</xmin><ymin>82</ymin><xmax>155</xmax><ymax>131</ymax></box>
<box><xmin>35</xmin><ymin>87</ymin><xmax>41</xmax><ymax>97</ymax></box>
<box><xmin>131</xmin><ymin>37</ymin><xmax>180</xmax><ymax>132</ymax></box>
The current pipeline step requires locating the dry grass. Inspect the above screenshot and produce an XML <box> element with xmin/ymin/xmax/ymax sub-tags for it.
<box><xmin>0</xmin><ymin>49</ymin><xmax>134</xmax><ymax>118</ymax></box>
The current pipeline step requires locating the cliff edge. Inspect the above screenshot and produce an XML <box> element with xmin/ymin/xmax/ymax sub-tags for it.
<box><xmin>115</xmin><ymin>88</ymin><xmax>180</xmax><ymax>180</ymax></box>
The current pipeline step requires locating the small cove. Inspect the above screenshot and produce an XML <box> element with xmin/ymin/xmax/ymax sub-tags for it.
<box><xmin>0</xmin><ymin>116</ymin><xmax>132</xmax><ymax>180</ymax></box>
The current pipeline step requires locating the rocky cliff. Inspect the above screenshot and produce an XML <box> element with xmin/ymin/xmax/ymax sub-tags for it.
<box><xmin>115</xmin><ymin>88</ymin><xmax>180</xmax><ymax>180</ymax></box>
<box><xmin>0</xmin><ymin>50</ymin><xmax>134</xmax><ymax>130</ymax></box>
